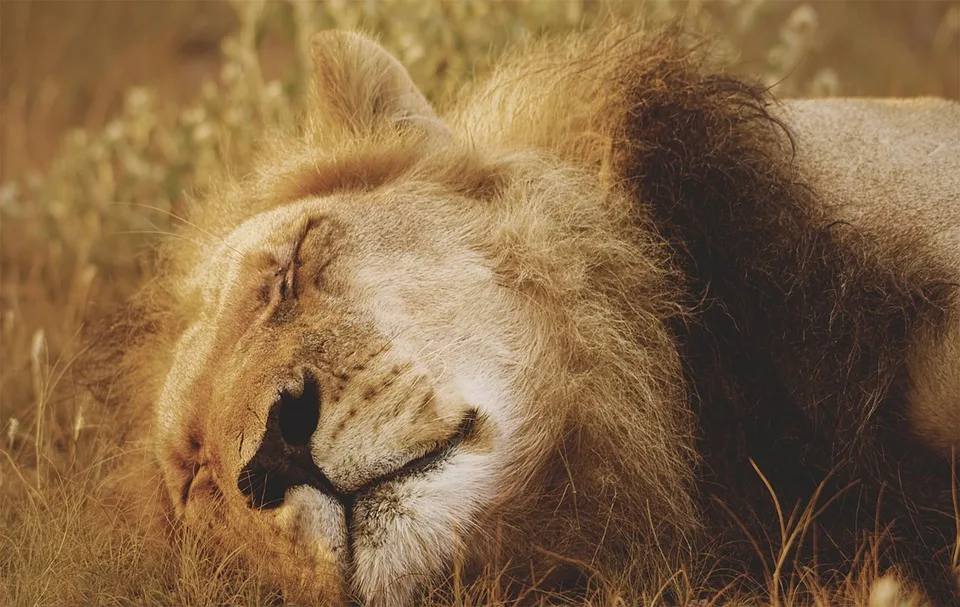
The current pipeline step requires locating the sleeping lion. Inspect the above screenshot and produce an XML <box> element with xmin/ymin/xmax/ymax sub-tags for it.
<box><xmin>90</xmin><ymin>26</ymin><xmax>960</xmax><ymax>606</ymax></box>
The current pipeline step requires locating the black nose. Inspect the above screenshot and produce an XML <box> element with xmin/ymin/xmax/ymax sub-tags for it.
<box><xmin>237</xmin><ymin>372</ymin><xmax>330</xmax><ymax>509</ymax></box>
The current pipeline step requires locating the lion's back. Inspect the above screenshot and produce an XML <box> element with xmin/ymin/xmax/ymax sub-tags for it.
<box><xmin>784</xmin><ymin>97</ymin><xmax>960</xmax><ymax>458</ymax></box>
<box><xmin>782</xmin><ymin>98</ymin><xmax>960</xmax><ymax>249</ymax></box>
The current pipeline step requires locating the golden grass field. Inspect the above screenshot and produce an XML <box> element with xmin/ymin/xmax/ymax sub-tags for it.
<box><xmin>1</xmin><ymin>1</ymin><xmax>958</xmax><ymax>605</ymax></box>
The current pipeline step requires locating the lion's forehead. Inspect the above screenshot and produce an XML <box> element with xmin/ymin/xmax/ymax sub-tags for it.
<box><xmin>183</xmin><ymin>191</ymin><xmax>475</xmax><ymax>302</ymax></box>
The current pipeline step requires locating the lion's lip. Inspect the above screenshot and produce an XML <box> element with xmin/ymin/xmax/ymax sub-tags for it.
<box><xmin>238</xmin><ymin>452</ymin><xmax>343</xmax><ymax>510</ymax></box>
<box><xmin>352</xmin><ymin>408</ymin><xmax>479</xmax><ymax>494</ymax></box>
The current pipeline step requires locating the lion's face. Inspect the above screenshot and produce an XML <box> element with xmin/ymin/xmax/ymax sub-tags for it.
<box><xmin>156</xmin><ymin>185</ymin><xmax>550</xmax><ymax>603</ymax></box>
<box><xmin>149</xmin><ymin>32</ymin><xmax>559</xmax><ymax>605</ymax></box>
<box><xmin>147</xmin><ymin>29</ymin><xmax>700</xmax><ymax>606</ymax></box>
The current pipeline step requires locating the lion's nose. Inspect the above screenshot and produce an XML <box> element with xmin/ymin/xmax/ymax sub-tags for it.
<box><xmin>276</xmin><ymin>373</ymin><xmax>321</xmax><ymax>446</ymax></box>
<box><xmin>237</xmin><ymin>372</ymin><xmax>330</xmax><ymax>509</ymax></box>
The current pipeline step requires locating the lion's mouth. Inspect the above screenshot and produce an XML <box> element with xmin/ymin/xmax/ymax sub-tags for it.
<box><xmin>349</xmin><ymin>409</ymin><xmax>479</xmax><ymax>496</ymax></box>
<box><xmin>236</xmin><ymin>381</ymin><xmax>480</xmax><ymax>511</ymax></box>
<box><xmin>235</xmin><ymin>393</ymin><xmax>481</xmax><ymax>595</ymax></box>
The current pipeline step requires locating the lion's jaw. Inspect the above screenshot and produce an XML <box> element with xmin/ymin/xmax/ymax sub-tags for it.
<box><xmin>155</xmin><ymin>195</ymin><xmax>543</xmax><ymax>605</ymax></box>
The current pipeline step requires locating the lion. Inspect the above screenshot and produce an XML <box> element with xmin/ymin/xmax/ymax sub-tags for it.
<box><xmin>87</xmin><ymin>25</ymin><xmax>960</xmax><ymax>606</ymax></box>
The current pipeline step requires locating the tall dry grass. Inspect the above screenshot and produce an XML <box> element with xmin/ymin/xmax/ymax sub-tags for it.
<box><xmin>1</xmin><ymin>1</ymin><xmax>958</xmax><ymax>605</ymax></box>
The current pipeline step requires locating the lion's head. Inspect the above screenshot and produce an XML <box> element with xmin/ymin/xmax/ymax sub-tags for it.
<box><xmin>129</xmin><ymin>30</ymin><xmax>699</xmax><ymax>605</ymax></box>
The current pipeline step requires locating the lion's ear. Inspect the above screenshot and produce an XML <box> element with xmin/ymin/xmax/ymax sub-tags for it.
<box><xmin>309</xmin><ymin>31</ymin><xmax>451</xmax><ymax>141</ymax></box>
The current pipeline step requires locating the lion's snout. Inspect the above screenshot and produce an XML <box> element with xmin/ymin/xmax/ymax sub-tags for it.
<box><xmin>233</xmin><ymin>365</ymin><xmax>479</xmax><ymax>516</ymax></box>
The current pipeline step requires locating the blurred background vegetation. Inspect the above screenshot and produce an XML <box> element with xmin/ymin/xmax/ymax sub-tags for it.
<box><xmin>2</xmin><ymin>1</ymin><xmax>958</xmax><ymax>183</ymax></box>
<box><xmin>0</xmin><ymin>2</ymin><xmax>958</xmax><ymax>603</ymax></box>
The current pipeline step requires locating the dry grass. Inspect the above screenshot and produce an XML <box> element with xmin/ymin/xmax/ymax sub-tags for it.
<box><xmin>1</xmin><ymin>1</ymin><xmax>958</xmax><ymax>605</ymax></box>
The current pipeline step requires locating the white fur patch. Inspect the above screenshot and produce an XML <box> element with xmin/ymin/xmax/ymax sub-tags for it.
<box><xmin>351</xmin><ymin>451</ymin><xmax>498</xmax><ymax>606</ymax></box>
<box><xmin>277</xmin><ymin>485</ymin><xmax>348</xmax><ymax>566</ymax></box>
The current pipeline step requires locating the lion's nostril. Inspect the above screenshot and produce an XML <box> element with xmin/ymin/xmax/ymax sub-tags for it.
<box><xmin>237</xmin><ymin>373</ymin><xmax>324</xmax><ymax>510</ymax></box>
<box><xmin>277</xmin><ymin>373</ymin><xmax>321</xmax><ymax>446</ymax></box>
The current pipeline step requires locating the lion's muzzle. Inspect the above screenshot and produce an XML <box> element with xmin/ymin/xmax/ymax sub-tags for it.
<box><xmin>236</xmin><ymin>368</ymin><xmax>482</xmax><ymax>513</ymax></box>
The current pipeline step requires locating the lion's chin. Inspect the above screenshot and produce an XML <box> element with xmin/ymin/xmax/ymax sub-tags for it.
<box><xmin>266</xmin><ymin>484</ymin><xmax>459</xmax><ymax>607</ymax></box>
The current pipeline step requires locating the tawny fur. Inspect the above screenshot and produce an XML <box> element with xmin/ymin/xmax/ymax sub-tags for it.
<box><xmin>85</xmin><ymin>25</ymin><xmax>960</xmax><ymax>606</ymax></box>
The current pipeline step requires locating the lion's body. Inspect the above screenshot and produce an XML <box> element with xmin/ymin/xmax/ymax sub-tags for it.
<box><xmin>786</xmin><ymin>98</ymin><xmax>960</xmax><ymax>458</ymax></box>
<box><xmin>93</xmin><ymin>27</ymin><xmax>960</xmax><ymax>605</ymax></box>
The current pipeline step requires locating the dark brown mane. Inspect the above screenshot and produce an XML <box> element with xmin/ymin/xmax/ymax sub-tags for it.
<box><xmin>599</xmin><ymin>30</ymin><xmax>958</xmax><ymax>602</ymax></box>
